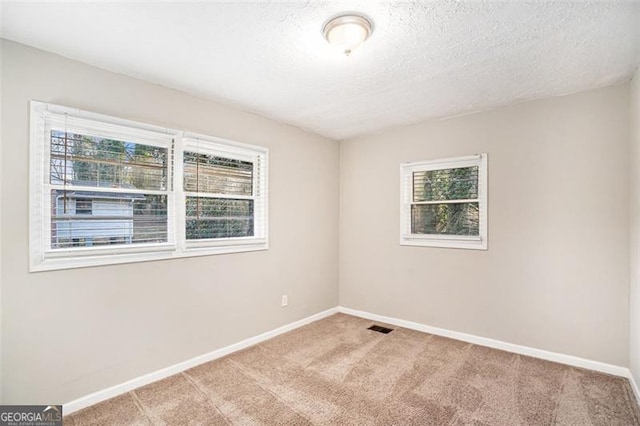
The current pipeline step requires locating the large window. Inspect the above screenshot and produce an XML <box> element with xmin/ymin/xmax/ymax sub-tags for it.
<box><xmin>30</xmin><ymin>102</ymin><xmax>268</xmax><ymax>271</ymax></box>
<box><xmin>400</xmin><ymin>154</ymin><xmax>487</xmax><ymax>250</ymax></box>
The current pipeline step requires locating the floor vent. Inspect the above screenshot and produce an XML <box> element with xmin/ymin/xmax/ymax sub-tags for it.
<box><xmin>368</xmin><ymin>325</ymin><xmax>394</xmax><ymax>334</ymax></box>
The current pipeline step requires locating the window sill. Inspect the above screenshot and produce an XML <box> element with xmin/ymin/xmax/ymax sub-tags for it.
<box><xmin>30</xmin><ymin>241</ymin><xmax>268</xmax><ymax>272</ymax></box>
<box><xmin>400</xmin><ymin>234</ymin><xmax>487</xmax><ymax>250</ymax></box>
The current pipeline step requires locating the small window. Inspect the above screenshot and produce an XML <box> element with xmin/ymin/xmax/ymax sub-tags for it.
<box><xmin>400</xmin><ymin>154</ymin><xmax>487</xmax><ymax>250</ymax></box>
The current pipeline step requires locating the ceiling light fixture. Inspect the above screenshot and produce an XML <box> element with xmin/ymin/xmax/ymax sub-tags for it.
<box><xmin>323</xmin><ymin>14</ymin><xmax>373</xmax><ymax>56</ymax></box>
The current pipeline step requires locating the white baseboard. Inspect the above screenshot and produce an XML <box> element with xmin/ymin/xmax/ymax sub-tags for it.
<box><xmin>65</xmin><ymin>305</ymin><xmax>637</xmax><ymax>415</ymax></box>
<box><xmin>63</xmin><ymin>306</ymin><xmax>339</xmax><ymax>415</ymax></box>
<box><xmin>338</xmin><ymin>306</ymin><xmax>630</xmax><ymax>378</ymax></box>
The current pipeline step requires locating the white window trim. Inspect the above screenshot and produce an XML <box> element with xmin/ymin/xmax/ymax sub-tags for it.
<box><xmin>400</xmin><ymin>153</ymin><xmax>488</xmax><ymax>250</ymax></box>
<box><xmin>30</xmin><ymin>101</ymin><xmax>269</xmax><ymax>272</ymax></box>
<box><xmin>179</xmin><ymin>132</ymin><xmax>269</xmax><ymax>252</ymax></box>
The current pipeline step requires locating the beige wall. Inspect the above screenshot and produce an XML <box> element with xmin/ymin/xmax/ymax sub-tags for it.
<box><xmin>0</xmin><ymin>32</ymin><xmax>4</xmax><ymax>405</ymax></box>
<box><xmin>1</xmin><ymin>38</ymin><xmax>635</xmax><ymax>405</ymax></box>
<box><xmin>0</xmin><ymin>40</ymin><xmax>339</xmax><ymax>404</ymax></box>
<box><xmin>631</xmin><ymin>68</ymin><xmax>640</xmax><ymax>385</ymax></box>
<box><xmin>340</xmin><ymin>84</ymin><xmax>631</xmax><ymax>366</ymax></box>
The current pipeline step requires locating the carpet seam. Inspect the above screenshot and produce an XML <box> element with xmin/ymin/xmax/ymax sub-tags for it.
<box><xmin>300</xmin><ymin>332</ymin><xmax>383</xmax><ymax>369</ymax></box>
<box><xmin>225</xmin><ymin>356</ymin><xmax>314</xmax><ymax>425</ymax></box>
<box><xmin>549</xmin><ymin>365</ymin><xmax>570</xmax><ymax>425</ymax></box>
<box><xmin>129</xmin><ymin>390</ymin><xmax>158</xmax><ymax>425</ymax></box>
<box><xmin>181</xmin><ymin>370</ymin><xmax>234</xmax><ymax>426</ymax></box>
<box><xmin>507</xmin><ymin>352</ymin><xmax>522</xmax><ymax>425</ymax></box>
<box><xmin>387</xmin><ymin>332</ymin><xmax>436</xmax><ymax>399</ymax></box>
<box><xmin>318</xmin><ymin>335</ymin><xmax>387</xmax><ymax>382</ymax></box>
<box><xmin>258</xmin><ymin>342</ymin><xmax>309</xmax><ymax>371</ymax></box>
<box><xmin>447</xmin><ymin>342</ymin><xmax>477</xmax><ymax>426</ymax></box>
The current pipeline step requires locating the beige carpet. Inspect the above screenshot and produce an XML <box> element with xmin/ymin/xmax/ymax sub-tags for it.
<box><xmin>65</xmin><ymin>313</ymin><xmax>640</xmax><ymax>425</ymax></box>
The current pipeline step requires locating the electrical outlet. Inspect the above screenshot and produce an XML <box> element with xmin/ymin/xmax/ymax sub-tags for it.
<box><xmin>282</xmin><ymin>295</ymin><xmax>288</xmax><ymax>307</ymax></box>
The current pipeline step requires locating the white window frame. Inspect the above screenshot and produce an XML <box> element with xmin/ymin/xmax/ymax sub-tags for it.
<box><xmin>177</xmin><ymin>132</ymin><xmax>269</xmax><ymax>253</ymax></box>
<box><xmin>30</xmin><ymin>101</ymin><xmax>268</xmax><ymax>271</ymax></box>
<box><xmin>400</xmin><ymin>154</ymin><xmax>487</xmax><ymax>250</ymax></box>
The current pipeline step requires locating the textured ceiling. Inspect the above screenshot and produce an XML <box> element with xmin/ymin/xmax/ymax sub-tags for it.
<box><xmin>2</xmin><ymin>1</ymin><xmax>640</xmax><ymax>140</ymax></box>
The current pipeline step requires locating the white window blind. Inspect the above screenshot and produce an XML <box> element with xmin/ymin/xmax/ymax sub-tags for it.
<box><xmin>30</xmin><ymin>102</ymin><xmax>269</xmax><ymax>271</ymax></box>
<box><xmin>400</xmin><ymin>154</ymin><xmax>487</xmax><ymax>250</ymax></box>
<box><xmin>39</xmin><ymin>107</ymin><xmax>175</xmax><ymax>262</ymax></box>
<box><xmin>181</xmin><ymin>135</ymin><xmax>268</xmax><ymax>250</ymax></box>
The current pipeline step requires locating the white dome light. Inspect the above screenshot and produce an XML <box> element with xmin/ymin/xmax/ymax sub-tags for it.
<box><xmin>323</xmin><ymin>14</ymin><xmax>373</xmax><ymax>56</ymax></box>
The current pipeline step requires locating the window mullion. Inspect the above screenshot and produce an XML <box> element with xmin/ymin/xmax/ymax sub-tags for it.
<box><xmin>183</xmin><ymin>192</ymin><xmax>254</xmax><ymax>200</ymax></box>
<box><xmin>174</xmin><ymin>133</ymin><xmax>186</xmax><ymax>251</ymax></box>
<box><xmin>48</xmin><ymin>184</ymin><xmax>169</xmax><ymax>197</ymax></box>
<box><xmin>411</xmin><ymin>198</ymin><xmax>479</xmax><ymax>205</ymax></box>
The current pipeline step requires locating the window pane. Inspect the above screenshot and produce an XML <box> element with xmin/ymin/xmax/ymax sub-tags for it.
<box><xmin>183</xmin><ymin>152</ymin><xmax>253</xmax><ymax>196</ymax></box>
<box><xmin>413</xmin><ymin>166</ymin><xmax>478</xmax><ymax>202</ymax></box>
<box><xmin>51</xmin><ymin>190</ymin><xmax>168</xmax><ymax>249</ymax></box>
<box><xmin>75</xmin><ymin>198</ymin><xmax>92</xmax><ymax>215</ymax></box>
<box><xmin>50</xmin><ymin>131</ymin><xmax>168</xmax><ymax>191</ymax></box>
<box><xmin>186</xmin><ymin>197</ymin><xmax>254</xmax><ymax>239</ymax></box>
<box><xmin>411</xmin><ymin>202</ymin><xmax>479</xmax><ymax>235</ymax></box>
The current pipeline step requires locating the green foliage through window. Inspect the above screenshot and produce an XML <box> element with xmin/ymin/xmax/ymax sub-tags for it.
<box><xmin>183</xmin><ymin>152</ymin><xmax>253</xmax><ymax>196</ymax></box>
<box><xmin>186</xmin><ymin>197</ymin><xmax>254</xmax><ymax>239</ymax></box>
<box><xmin>413</xmin><ymin>166</ymin><xmax>478</xmax><ymax>202</ymax></box>
<box><xmin>411</xmin><ymin>166</ymin><xmax>480</xmax><ymax>236</ymax></box>
<box><xmin>183</xmin><ymin>151</ymin><xmax>256</xmax><ymax>240</ymax></box>
<box><xmin>50</xmin><ymin>131</ymin><xmax>168</xmax><ymax>191</ymax></box>
<box><xmin>411</xmin><ymin>203</ymin><xmax>479</xmax><ymax>235</ymax></box>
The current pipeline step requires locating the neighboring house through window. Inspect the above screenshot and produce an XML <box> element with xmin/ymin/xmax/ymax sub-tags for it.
<box><xmin>30</xmin><ymin>102</ymin><xmax>268</xmax><ymax>271</ymax></box>
<box><xmin>400</xmin><ymin>154</ymin><xmax>487</xmax><ymax>250</ymax></box>
<box><xmin>54</xmin><ymin>189</ymin><xmax>145</xmax><ymax>248</ymax></box>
